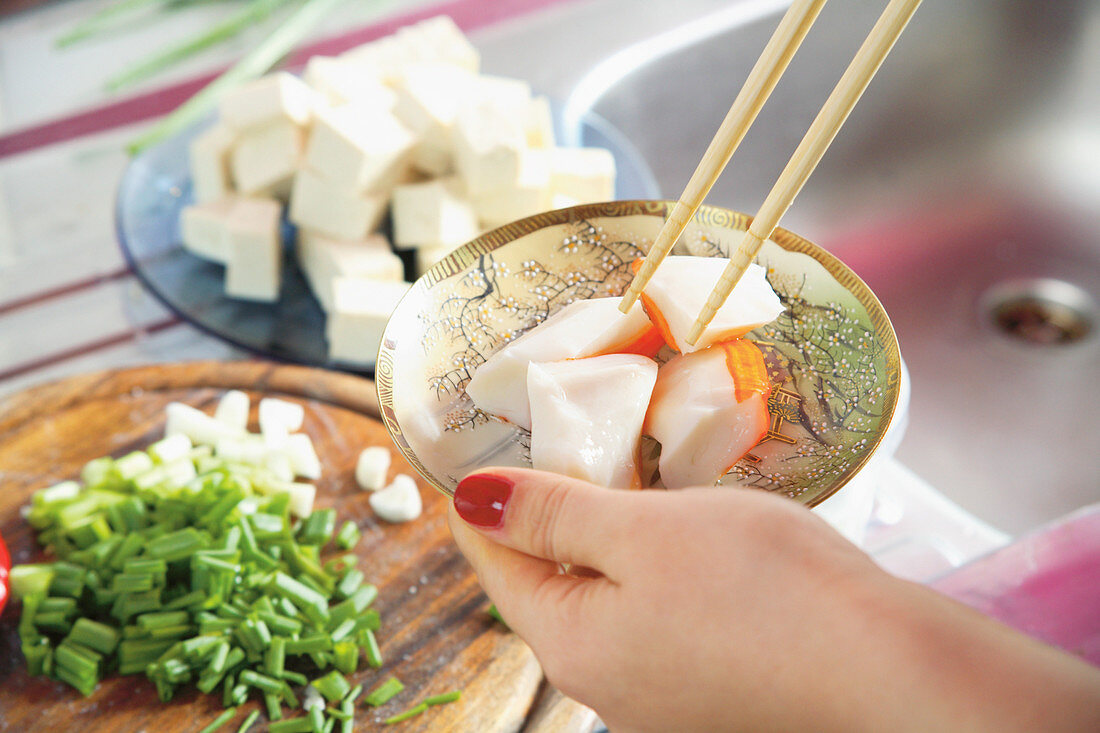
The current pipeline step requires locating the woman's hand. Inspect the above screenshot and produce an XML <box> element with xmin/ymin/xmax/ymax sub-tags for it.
<box><xmin>448</xmin><ymin>467</ymin><xmax>1100</xmax><ymax>732</ymax></box>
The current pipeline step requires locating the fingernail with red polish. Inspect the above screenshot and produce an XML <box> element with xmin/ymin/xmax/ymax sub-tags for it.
<box><xmin>454</xmin><ymin>473</ymin><xmax>513</xmax><ymax>529</ymax></box>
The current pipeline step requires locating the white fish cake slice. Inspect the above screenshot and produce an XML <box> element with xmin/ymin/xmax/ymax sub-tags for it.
<box><xmin>527</xmin><ymin>354</ymin><xmax>657</xmax><ymax>489</ymax></box>
<box><xmin>644</xmin><ymin>343</ymin><xmax>770</xmax><ymax>489</ymax></box>
<box><xmin>465</xmin><ymin>297</ymin><xmax>660</xmax><ymax>430</ymax></box>
<box><xmin>639</xmin><ymin>256</ymin><xmax>783</xmax><ymax>353</ymax></box>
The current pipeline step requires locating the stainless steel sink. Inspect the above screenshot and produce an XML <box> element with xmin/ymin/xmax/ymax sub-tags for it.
<box><xmin>564</xmin><ymin>0</ymin><xmax>1100</xmax><ymax>534</ymax></box>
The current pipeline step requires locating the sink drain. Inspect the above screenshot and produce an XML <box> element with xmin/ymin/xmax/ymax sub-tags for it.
<box><xmin>983</xmin><ymin>278</ymin><xmax>1095</xmax><ymax>345</ymax></box>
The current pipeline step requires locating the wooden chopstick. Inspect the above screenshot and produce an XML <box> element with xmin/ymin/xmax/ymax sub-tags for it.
<box><xmin>686</xmin><ymin>0</ymin><xmax>923</xmax><ymax>345</ymax></box>
<box><xmin>618</xmin><ymin>0</ymin><xmax>828</xmax><ymax>314</ymax></box>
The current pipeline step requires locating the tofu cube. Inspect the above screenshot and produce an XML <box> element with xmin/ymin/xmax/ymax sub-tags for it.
<box><xmin>289</xmin><ymin>168</ymin><xmax>387</xmax><ymax>241</ymax></box>
<box><xmin>304</xmin><ymin>105</ymin><xmax>414</xmax><ymax>193</ymax></box>
<box><xmin>548</xmin><ymin>147</ymin><xmax>616</xmax><ymax>203</ymax></box>
<box><xmin>303</xmin><ymin>56</ymin><xmax>397</xmax><ymax>109</ymax></box>
<box><xmin>180</xmin><ymin>198</ymin><xmax>235</xmax><ymax>263</ymax></box>
<box><xmin>339</xmin><ymin>35</ymin><xmax>416</xmax><ymax>86</ymax></box>
<box><xmin>415</xmin><ymin>243</ymin><xmax>456</xmax><ymax>277</ymax></box>
<box><xmin>402</xmin><ymin>16</ymin><xmax>479</xmax><ymax>73</ymax></box>
<box><xmin>472</xmin><ymin>149</ymin><xmax>552</xmax><ymax>228</ymax></box>
<box><xmin>297</xmin><ymin>229</ymin><xmax>404</xmax><ymax>311</ymax></box>
<box><xmin>189</xmin><ymin>123</ymin><xmax>236</xmax><ymax>203</ymax></box>
<box><xmin>393</xmin><ymin>63</ymin><xmax>476</xmax><ymax>176</ymax></box>
<box><xmin>391</xmin><ymin>178</ymin><xmax>478</xmax><ymax>249</ymax></box>
<box><xmin>453</xmin><ymin>102</ymin><xmax>527</xmax><ymax>195</ymax></box>
<box><xmin>468</xmin><ymin>74</ymin><xmax>532</xmax><ymax>112</ymax></box>
<box><xmin>325</xmin><ymin>278</ymin><xmax>411</xmax><ymax>364</ymax></box>
<box><xmin>342</xmin><ymin>16</ymin><xmax>479</xmax><ymax>84</ymax></box>
<box><xmin>525</xmin><ymin>95</ymin><xmax>556</xmax><ymax>149</ymax></box>
<box><xmin>551</xmin><ymin>193</ymin><xmax>580</xmax><ymax>210</ymax></box>
<box><xmin>231</xmin><ymin>119</ymin><xmax>305</xmax><ymax>199</ymax></box>
<box><xmin>219</xmin><ymin>72</ymin><xmax>314</xmax><ymax>130</ymax></box>
<box><xmin>224</xmin><ymin>197</ymin><xmax>283</xmax><ymax>302</ymax></box>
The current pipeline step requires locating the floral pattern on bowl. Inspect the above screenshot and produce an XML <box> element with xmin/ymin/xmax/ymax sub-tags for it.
<box><xmin>378</xmin><ymin>201</ymin><xmax>903</xmax><ymax>507</ymax></box>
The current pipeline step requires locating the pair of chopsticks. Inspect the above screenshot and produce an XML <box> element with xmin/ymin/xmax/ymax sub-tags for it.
<box><xmin>619</xmin><ymin>0</ymin><xmax>923</xmax><ymax>345</ymax></box>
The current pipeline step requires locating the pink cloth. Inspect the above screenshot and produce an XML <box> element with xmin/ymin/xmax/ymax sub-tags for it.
<box><xmin>931</xmin><ymin>504</ymin><xmax>1100</xmax><ymax>666</ymax></box>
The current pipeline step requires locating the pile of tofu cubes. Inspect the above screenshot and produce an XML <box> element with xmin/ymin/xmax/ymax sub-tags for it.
<box><xmin>180</xmin><ymin>16</ymin><xmax>617</xmax><ymax>365</ymax></box>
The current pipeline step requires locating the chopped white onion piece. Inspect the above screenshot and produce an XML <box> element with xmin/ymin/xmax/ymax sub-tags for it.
<box><xmin>148</xmin><ymin>433</ymin><xmax>193</xmax><ymax>464</ymax></box>
<box><xmin>355</xmin><ymin>446</ymin><xmax>391</xmax><ymax>491</ymax></box>
<box><xmin>166</xmin><ymin>402</ymin><xmax>244</xmax><ymax>446</ymax></box>
<box><xmin>369</xmin><ymin>473</ymin><xmax>422</xmax><ymax>523</ymax></box>
<box><xmin>215</xmin><ymin>435</ymin><xmax>268</xmax><ymax>466</ymax></box>
<box><xmin>214</xmin><ymin>389</ymin><xmax>251</xmax><ymax>431</ymax></box>
<box><xmin>265</xmin><ymin>451</ymin><xmax>295</xmax><ymax>483</ymax></box>
<box><xmin>302</xmin><ymin>685</ymin><xmax>324</xmax><ymax>711</ymax></box>
<box><xmin>258</xmin><ymin>398</ymin><xmax>305</xmax><ymax>442</ymax></box>
<box><xmin>36</xmin><ymin>480</ymin><xmax>81</xmax><ymax>505</ymax></box>
<box><xmin>116</xmin><ymin>450</ymin><xmax>155</xmax><ymax>479</ymax></box>
<box><xmin>259</xmin><ymin>479</ymin><xmax>317</xmax><ymax>518</ymax></box>
<box><xmin>286</xmin><ymin>433</ymin><xmax>322</xmax><ymax>480</ymax></box>
<box><xmin>134</xmin><ymin>459</ymin><xmax>197</xmax><ymax>492</ymax></box>
<box><xmin>284</xmin><ymin>481</ymin><xmax>316</xmax><ymax>518</ymax></box>
<box><xmin>236</xmin><ymin>496</ymin><xmax>261</xmax><ymax>515</ymax></box>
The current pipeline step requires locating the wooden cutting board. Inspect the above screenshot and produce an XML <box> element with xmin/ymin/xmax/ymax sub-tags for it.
<box><xmin>0</xmin><ymin>361</ymin><xmax>597</xmax><ymax>733</ymax></box>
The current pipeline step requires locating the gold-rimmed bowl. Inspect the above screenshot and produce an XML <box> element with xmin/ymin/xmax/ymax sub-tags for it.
<box><xmin>377</xmin><ymin>201</ymin><xmax>904</xmax><ymax>514</ymax></box>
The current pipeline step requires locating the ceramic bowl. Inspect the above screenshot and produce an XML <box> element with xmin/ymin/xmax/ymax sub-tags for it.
<box><xmin>377</xmin><ymin>201</ymin><xmax>905</xmax><ymax>516</ymax></box>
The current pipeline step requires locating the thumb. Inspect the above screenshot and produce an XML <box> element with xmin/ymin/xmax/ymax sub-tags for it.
<box><xmin>452</xmin><ymin>466</ymin><xmax>635</xmax><ymax>578</ymax></box>
<box><xmin>447</xmin><ymin>467</ymin><xmax>632</xmax><ymax>653</ymax></box>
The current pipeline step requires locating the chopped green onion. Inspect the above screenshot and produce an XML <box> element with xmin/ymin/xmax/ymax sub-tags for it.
<box><xmin>112</xmin><ymin>573</ymin><xmax>154</xmax><ymax>593</ymax></box>
<box><xmin>265</xmin><ymin>636</ymin><xmax>286</xmax><ymax>678</ymax></box>
<box><xmin>329</xmin><ymin>619</ymin><xmax>356</xmax><ymax>644</ymax></box>
<box><xmin>313</xmin><ymin>670</ymin><xmax>350</xmax><ymax>703</ymax></box>
<box><xmin>334</xmin><ymin>568</ymin><xmax>363</xmax><ymax>601</ymax></box>
<box><xmin>298</xmin><ymin>509</ymin><xmax>336</xmax><ymax>546</ymax></box>
<box><xmin>357</xmin><ymin>608</ymin><xmax>381</xmax><ymax>632</ymax></box>
<box><xmin>137</xmin><ymin>611</ymin><xmax>189</xmax><ymax>631</ymax></box>
<box><xmin>284</xmin><ymin>634</ymin><xmax>331</xmax><ymax>655</ymax></box>
<box><xmin>332</xmin><ymin>641</ymin><xmax>357</xmax><ymax>675</ymax></box>
<box><xmin>9</xmin><ymin>564</ymin><xmax>55</xmax><ymax>598</ymax></box>
<box><xmin>338</xmin><ymin>685</ymin><xmax>360</xmax><ymax>733</ymax></box>
<box><xmin>265</xmin><ymin>690</ymin><xmax>284</xmax><ymax>721</ymax></box>
<box><xmin>11</xmin><ymin>395</ymin><xmax>406</xmax><ymax>730</ymax></box>
<box><xmin>281</xmin><ymin>670</ymin><xmax>309</xmax><ymax>686</ymax></box>
<box><xmin>146</xmin><ymin>528</ymin><xmax>206</xmax><ymax>561</ymax></box>
<box><xmin>67</xmin><ymin>618</ymin><xmax>120</xmax><ymax>655</ymax></box>
<box><xmin>487</xmin><ymin>604</ymin><xmax>509</xmax><ymax>627</ymax></box>
<box><xmin>424</xmin><ymin>690</ymin><xmax>463</xmax><ymax>706</ymax></box>
<box><xmin>362</xmin><ymin>629</ymin><xmax>382</xmax><ymax>668</ymax></box>
<box><xmin>364</xmin><ymin>677</ymin><xmax>405</xmax><ymax>707</ymax></box>
<box><xmin>236</xmin><ymin>709</ymin><xmax>261</xmax><ymax>733</ymax></box>
<box><xmin>383</xmin><ymin>702</ymin><xmax>428</xmax><ymax>725</ymax></box>
<box><xmin>308</xmin><ymin>704</ymin><xmax>325</xmax><ymax>733</ymax></box>
<box><xmin>198</xmin><ymin>706</ymin><xmax>238</xmax><ymax>733</ymax></box>
<box><xmin>164</xmin><ymin>589</ymin><xmax>208</xmax><ymax>611</ymax></box>
<box><xmin>326</xmin><ymin>707</ymin><xmax>351</xmax><ymax>722</ymax></box>
<box><xmin>268</xmin><ymin>718</ymin><xmax>313</xmax><ymax>733</ymax></box>
<box><xmin>239</xmin><ymin>668</ymin><xmax>284</xmax><ymax>694</ymax></box>
<box><xmin>333</xmin><ymin>521</ymin><xmax>360</xmax><ymax>551</ymax></box>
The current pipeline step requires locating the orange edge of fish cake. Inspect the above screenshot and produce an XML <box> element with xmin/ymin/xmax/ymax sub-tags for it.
<box><xmin>593</xmin><ymin>324</ymin><xmax>667</xmax><ymax>359</ymax></box>
<box><xmin>629</xmin><ymin>258</ymin><xmax>680</xmax><ymax>353</ymax></box>
<box><xmin>720</xmin><ymin>339</ymin><xmax>772</xmax><ymax>403</ymax></box>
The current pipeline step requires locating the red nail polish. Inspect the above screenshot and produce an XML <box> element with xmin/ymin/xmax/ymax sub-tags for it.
<box><xmin>454</xmin><ymin>473</ymin><xmax>513</xmax><ymax>528</ymax></box>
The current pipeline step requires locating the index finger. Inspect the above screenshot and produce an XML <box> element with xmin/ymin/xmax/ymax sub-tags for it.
<box><xmin>452</xmin><ymin>467</ymin><xmax>637</xmax><ymax>580</ymax></box>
